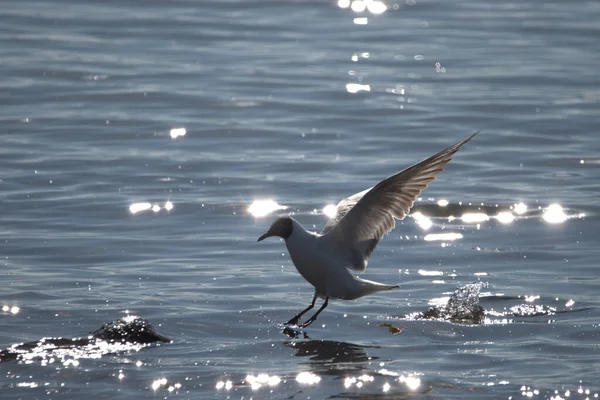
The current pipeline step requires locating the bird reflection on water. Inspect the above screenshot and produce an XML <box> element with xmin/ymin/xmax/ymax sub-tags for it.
<box><xmin>280</xmin><ymin>332</ymin><xmax>432</xmax><ymax>397</ymax></box>
<box><xmin>284</xmin><ymin>335</ymin><xmax>374</xmax><ymax>367</ymax></box>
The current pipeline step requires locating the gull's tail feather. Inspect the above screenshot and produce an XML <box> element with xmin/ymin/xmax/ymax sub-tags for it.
<box><xmin>345</xmin><ymin>277</ymin><xmax>399</xmax><ymax>300</ymax></box>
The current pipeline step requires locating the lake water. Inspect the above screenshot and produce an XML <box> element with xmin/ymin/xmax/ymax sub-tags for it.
<box><xmin>1</xmin><ymin>0</ymin><xmax>599</xmax><ymax>398</ymax></box>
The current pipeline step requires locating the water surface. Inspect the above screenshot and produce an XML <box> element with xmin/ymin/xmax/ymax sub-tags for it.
<box><xmin>1</xmin><ymin>0</ymin><xmax>599</xmax><ymax>398</ymax></box>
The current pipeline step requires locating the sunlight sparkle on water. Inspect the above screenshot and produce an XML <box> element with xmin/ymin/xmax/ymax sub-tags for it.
<box><xmin>378</xmin><ymin>369</ymin><xmax>399</xmax><ymax>376</ymax></box>
<box><xmin>437</xmin><ymin>199</ymin><xmax>449</xmax><ymax>207</ymax></box>
<box><xmin>513</xmin><ymin>202</ymin><xmax>528</xmax><ymax>215</ymax></box>
<box><xmin>151</xmin><ymin>377</ymin><xmax>167</xmax><ymax>391</ymax></box>
<box><xmin>63</xmin><ymin>359</ymin><xmax>79</xmax><ymax>367</ymax></box>
<box><xmin>411</xmin><ymin>212</ymin><xmax>432</xmax><ymax>230</ymax></box>
<box><xmin>524</xmin><ymin>295</ymin><xmax>540</xmax><ymax>302</ymax></box>
<box><xmin>367</xmin><ymin>1</ymin><xmax>387</xmax><ymax>14</ymax></box>
<box><xmin>248</xmin><ymin>199</ymin><xmax>287</xmax><ymax>218</ymax></box>
<box><xmin>353</xmin><ymin>17</ymin><xmax>369</xmax><ymax>25</ymax></box>
<box><xmin>346</xmin><ymin>0</ymin><xmax>386</xmax><ymax>13</ymax></box>
<box><xmin>565</xmin><ymin>299</ymin><xmax>575</xmax><ymax>307</ymax></box>
<box><xmin>344</xmin><ymin>374</ymin><xmax>374</xmax><ymax>389</ymax></box>
<box><xmin>296</xmin><ymin>371</ymin><xmax>321</xmax><ymax>385</ymax></box>
<box><xmin>543</xmin><ymin>203</ymin><xmax>567</xmax><ymax>224</ymax></box>
<box><xmin>350</xmin><ymin>0</ymin><xmax>366</xmax><ymax>12</ymax></box>
<box><xmin>424</xmin><ymin>232</ymin><xmax>463</xmax><ymax>242</ymax></box>
<box><xmin>17</xmin><ymin>382</ymin><xmax>39</xmax><ymax>388</ymax></box>
<box><xmin>346</xmin><ymin>83</ymin><xmax>371</xmax><ymax>93</ymax></box>
<box><xmin>245</xmin><ymin>374</ymin><xmax>280</xmax><ymax>389</ymax></box>
<box><xmin>496</xmin><ymin>211</ymin><xmax>515</xmax><ymax>224</ymax></box>
<box><xmin>322</xmin><ymin>204</ymin><xmax>338</xmax><ymax>218</ymax></box>
<box><xmin>216</xmin><ymin>380</ymin><xmax>233</xmax><ymax>390</ymax></box>
<box><xmin>399</xmin><ymin>374</ymin><xmax>421</xmax><ymax>390</ymax></box>
<box><xmin>2</xmin><ymin>305</ymin><xmax>20</xmax><ymax>314</ymax></box>
<box><xmin>167</xmin><ymin>383</ymin><xmax>182</xmax><ymax>392</ymax></box>
<box><xmin>129</xmin><ymin>202</ymin><xmax>152</xmax><ymax>214</ymax></box>
<box><xmin>461</xmin><ymin>212</ymin><xmax>490</xmax><ymax>223</ymax></box>
<box><xmin>418</xmin><ymin>269</ymin><xmax>443</xmax><ymax>276</ymax></box>
<box><xmin>169</xmin><ymin>128</ymin><xmax>186</xmax><ymax>139</ymax></box>
<box><xmin>122</xmin><ymin>314</ymin><xmax>139</xmax><ymax>323</ymax></box>
<box><xmin>428</xmin><ymin>296</ymin><xmax>450</xmax><ymax>308</ymax></box>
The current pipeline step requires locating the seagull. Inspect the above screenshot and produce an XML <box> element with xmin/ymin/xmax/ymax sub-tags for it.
<box><xmin>257</xmin><ymin>132</ymin><xmax>478</xmax><ymax>328</ymax></box>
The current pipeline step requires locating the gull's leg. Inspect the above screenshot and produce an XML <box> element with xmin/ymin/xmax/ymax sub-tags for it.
<box><xmin>299</xmin><ymin>297</ymin><xmax>329</xmax><ymax>328</ymax></box>
<box><xmin>285</xmin><ymin>293</ymin><xmax>317</xmax><ymax>326</ymax></box>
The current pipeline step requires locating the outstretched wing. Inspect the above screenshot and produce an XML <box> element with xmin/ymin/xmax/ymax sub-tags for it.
<box><xmin>322</xmin><ymin>132</ymin><xmax>478</xmax><ymax>272</ymax></box>
<box><xmin>321</xmin><ymin>187</ymin><xmax>371</xmax><ymax>235</ymax></box>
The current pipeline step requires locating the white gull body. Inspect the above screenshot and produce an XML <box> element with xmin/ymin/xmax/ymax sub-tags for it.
<box><xmin>258</xmin><ymin>133</ymin><xmax>478</xmax><ymax>328</ymax></box>
<box><xmin>284</xmin><ymin>221</ymin><xmax>397</xmax><ymax>301</ymax></box>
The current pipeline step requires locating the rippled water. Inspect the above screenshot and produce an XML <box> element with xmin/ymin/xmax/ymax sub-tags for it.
<box><xmin>2</xmin><ymin>0</ymin><xmax>599</xmax><ymax>398</ymax></box>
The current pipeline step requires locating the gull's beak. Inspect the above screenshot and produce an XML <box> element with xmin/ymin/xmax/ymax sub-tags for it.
<box><xmin>257</xmin><ymin>231</ymin><xmax>273</xmax><ymax>242</ymax></box>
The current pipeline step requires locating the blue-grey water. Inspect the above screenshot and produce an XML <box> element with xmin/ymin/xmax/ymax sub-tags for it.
<box><xmin>1</xmin><ymin>0</ymin><xmax>599</xmax><ymax>398</ymax></box>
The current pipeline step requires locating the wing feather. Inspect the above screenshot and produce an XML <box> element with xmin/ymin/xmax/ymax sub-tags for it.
<box><xmin>322</xmin><ymin>132</ymin><xmax>478</xmax><ymax>272</ymax></box>
<box><xmin>321</xmin><ymin>188</ymin><xmax>371</xmax><ymax>235</ymax></box>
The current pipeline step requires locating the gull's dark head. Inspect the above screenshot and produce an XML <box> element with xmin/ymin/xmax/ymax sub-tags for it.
<box><xmin>257</xmin><ymin>216</ymin><xmax>294</xmax><ymax>242</ymax></box>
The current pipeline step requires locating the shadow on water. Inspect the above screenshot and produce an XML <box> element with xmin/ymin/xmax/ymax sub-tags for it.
<box><xmin>283</xmin><ymin>335</ymin><xmax>375</xmax><ymax>376</ymax></box>
<box><xmin>280</xmin><ymin>334</ymin><xmax>428</xmax><ymax>398</ymax></box>
<box><xmin>0</xmin><ymin>315</ymin><xmax>170</xmax><ymax>364</ymax></box>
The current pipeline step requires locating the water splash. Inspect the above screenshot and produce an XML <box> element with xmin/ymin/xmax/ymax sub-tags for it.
<box><xmin>409</xmin><ymin>282</ymin><xmax>487</xmax><ymax>324</ymax></box>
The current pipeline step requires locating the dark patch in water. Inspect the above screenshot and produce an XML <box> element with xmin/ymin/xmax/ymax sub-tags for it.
<box><xmin>91</xmin><ymin>316</ymin><xmax>170</xmax><ymax>344</ymax></box>
<box><xmin>378</xmin><ymin>322</ymin><xmax>404</xmax><ymax>334</ymax></box>
<box><xmin>0</xmin><ymin>316</ymin><xmax>170</xmax><ymax>363</ymax></box>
